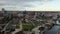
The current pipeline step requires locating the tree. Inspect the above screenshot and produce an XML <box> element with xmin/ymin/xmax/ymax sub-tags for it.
<box><xmin>39</xmin><ymin>27</ymin><xmax>45</xmax><ymax>34</ymax></box>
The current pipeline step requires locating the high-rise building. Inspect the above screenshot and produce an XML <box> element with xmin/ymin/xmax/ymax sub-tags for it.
<box><xmin>2</xmin><ymin>8</ymin><xmax>8</xmax><ymax>16</ymax></box>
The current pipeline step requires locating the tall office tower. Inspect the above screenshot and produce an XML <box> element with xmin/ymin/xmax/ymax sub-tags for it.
<box><xmin>2</xmin><ymin>8</ymin><xmax>8</xmax><ymax>16</ymax></box>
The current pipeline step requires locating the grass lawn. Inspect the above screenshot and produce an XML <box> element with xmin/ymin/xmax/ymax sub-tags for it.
<box><xmin>22</xmin><ymin>24</ymin><xmax>34</xmax><ymax>31</ymax></box>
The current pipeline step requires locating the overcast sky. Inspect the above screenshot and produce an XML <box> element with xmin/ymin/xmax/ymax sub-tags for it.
<box><xmin>0</xmin><ymin>0</ymin><xmax>60</xmax><ymax>11</ymax></box>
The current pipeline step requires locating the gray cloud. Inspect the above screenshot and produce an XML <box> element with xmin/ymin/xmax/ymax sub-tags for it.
<box><xmin>0</xmin><ymin>0</ymin><xmax>53</xmax><ymax>10</ymax></box>
<box><xmin>0</xmin><ymin>0</ymin><xmax>50</xmax><ymax>6</ymax></box>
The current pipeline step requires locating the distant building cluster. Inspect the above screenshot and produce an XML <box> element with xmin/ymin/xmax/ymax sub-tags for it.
<box><xmin>0</xmin><ymin>8</ymin><xmax>60</xmax><ymax>34</ymax></box>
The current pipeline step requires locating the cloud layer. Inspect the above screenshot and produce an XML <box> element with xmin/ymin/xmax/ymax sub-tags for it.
<box><xmin>0</xmin><ymin>0</ymin><xmax>49</xmax><ymax>6</ymax></box>
<box><xmin>0</xmin><ymin>0</ymin><xmax>60</xmax><ymax>11</ymax></box>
